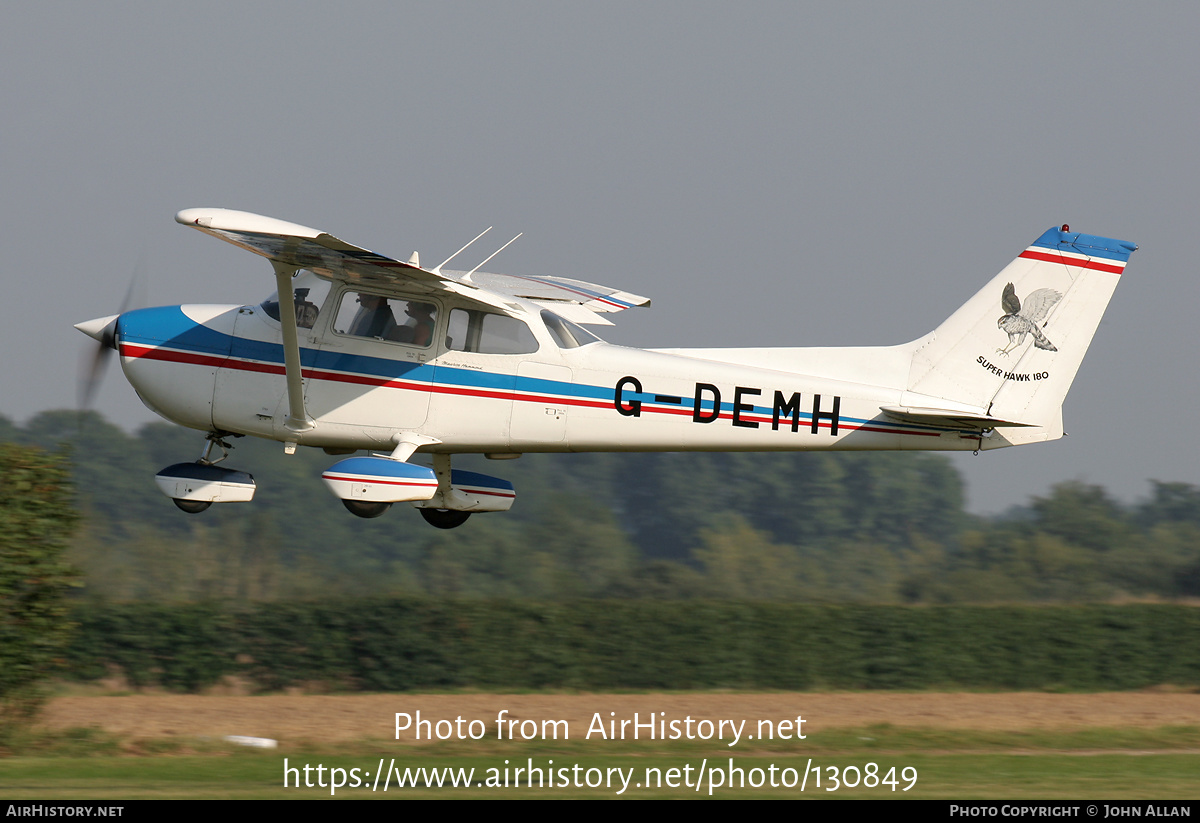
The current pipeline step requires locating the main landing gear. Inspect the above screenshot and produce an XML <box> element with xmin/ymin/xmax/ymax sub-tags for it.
<box><xmin>342</xmin><ymin>500</ymin><xmax>392</xmax><ymax>519</ymax></box>
<box><xmin>174</xmin><ymin>499</ymin><xmax>212</xmax><ymax>514</ymax></box>
<box><xmin>327</xmin><ymin>451</ymin><xmax>502</xmax><ymax>528</ymax></box>
<box><xmin>339</xmin><ymin>500</ymin><xmax>470</xmax><ymax>527</ymax></box>
<box><xmin>419</xmin><ymin>508</ymin><xmax>472</xmax><ymax>529</ymax></box>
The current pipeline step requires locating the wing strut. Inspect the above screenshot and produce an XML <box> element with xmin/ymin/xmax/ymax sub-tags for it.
<box><xmin>272</xmin><ymin>260</ymin><xmax>315</xmax><ymax>435</ymax></box>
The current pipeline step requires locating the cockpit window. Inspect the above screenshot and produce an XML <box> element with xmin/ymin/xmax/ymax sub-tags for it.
<box><xmin>541</xmin><ymin>310</ymin><xmax>602</xmax><ymax>348</ymax></box>
<box><xmin>259</xmin><ymin>270</ymin><xmax>331</xmax><ymax>329</ymax></box>
<box><xmin>332</xmin><ymin>292</ymin><xmax>438</xmax><ymax>348</ymax></box>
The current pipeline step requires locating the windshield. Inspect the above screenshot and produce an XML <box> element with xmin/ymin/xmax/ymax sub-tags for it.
<box><xmin>259</xmin><ymin>270</ymin><xmax>331</xmax><ymax>329</ymax></box>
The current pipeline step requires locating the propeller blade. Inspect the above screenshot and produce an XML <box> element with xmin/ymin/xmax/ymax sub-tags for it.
<box><xmin>75</xmin><ymin>262</ymin><xmax>143</xmax><ymax>411</ymax></box>
<box><xmin>76</xmin><ymin>317</ymin><xmax>118</xmax><ymax>411</ymax></box>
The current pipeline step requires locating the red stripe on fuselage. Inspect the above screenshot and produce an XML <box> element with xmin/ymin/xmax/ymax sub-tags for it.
<box><xmin>123</xmin><ymin>344</ymin><xmax>949</xmax><ymax>438</ymax></box>
<box><xmin>121</xmin><ymin>343</ymin><xmax>228</xmax><ymax>368</ymax></box>
<box><xmin>122</xmin><ymin>342</ymin><xmax>612</xmax><ymax>408</ymax></box>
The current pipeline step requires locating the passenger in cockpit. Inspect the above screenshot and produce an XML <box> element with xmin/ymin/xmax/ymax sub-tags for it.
<box><xmin>403</xmin><ymin>302</ymin><xmax>436</xmax><ymax>347</ymax></box>
<box><xmin>349</xmin><ymin>293</ymin><xmax>397</xmax><ymax>339</ymax></box>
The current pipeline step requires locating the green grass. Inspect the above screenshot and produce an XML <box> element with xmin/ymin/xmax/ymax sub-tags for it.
<box><xmin>2</xmin><ymin>726</ymin><xmax>1198</xmax><ymax>799</ymax></box>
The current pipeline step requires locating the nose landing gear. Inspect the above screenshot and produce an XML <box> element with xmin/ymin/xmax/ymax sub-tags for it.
<box><xmin>155</xmin><ymin>432</ymin><xmax>255</xmax><ymax>514</ymax></box>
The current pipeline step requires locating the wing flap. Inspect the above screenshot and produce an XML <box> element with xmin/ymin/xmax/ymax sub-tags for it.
<box><xmin>465</xmin><ymin>271</ymin><xmax>650</xmax><ymax>315</ymax></box>
<box><xmin>528</xmin><ymin>300</ymin><xmax>615</xmax><ymax>326</ymax></box>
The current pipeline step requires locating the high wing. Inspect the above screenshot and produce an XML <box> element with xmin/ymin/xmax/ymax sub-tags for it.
<box><xmin>175</xmin><ymin>208</ymin><xmax>649</xmax><ymax>324</ymax></box>
<box><xmin>175</xmin><ymin>207</ymin><xmax>650</xmax><ymax>441</ymax></box>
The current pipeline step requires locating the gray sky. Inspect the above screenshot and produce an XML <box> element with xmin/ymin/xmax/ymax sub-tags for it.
<box><xmin>3</xmin><ymin>2</ymin><xmax>1195</xmax><ymax>513</ymax></box>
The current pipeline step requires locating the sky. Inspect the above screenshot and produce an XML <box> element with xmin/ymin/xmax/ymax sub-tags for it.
<box><xmin>3</xmin><ymin>2</ymin><xmax>1196</xmax><ymax>514</ymax></box>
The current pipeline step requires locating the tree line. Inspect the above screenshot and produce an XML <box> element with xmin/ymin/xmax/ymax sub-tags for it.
<box><xmin>5</xmin><ymin>409</ymin><xmax>1200</xmax><ymax>604</ymax></box>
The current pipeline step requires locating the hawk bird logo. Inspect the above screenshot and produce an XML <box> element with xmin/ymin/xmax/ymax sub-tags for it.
<box><xmin>997</xmin><ymin>282</ymin><xmax>1062</xmax><ymax>356</ymax></box>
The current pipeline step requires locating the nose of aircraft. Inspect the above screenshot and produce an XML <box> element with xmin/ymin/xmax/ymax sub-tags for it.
<box><xmin>74</xmin><ymin>314</ymin><xmax>120</xmax><ymax>349</ymax></box>
<box><xmin>75</xmin><ymin>313</ymin><xmax>122</xmax><ymax>410</ymax></box>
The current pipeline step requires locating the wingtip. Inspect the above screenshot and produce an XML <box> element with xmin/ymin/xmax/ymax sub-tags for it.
<box><xmin>175</xmin><ymin>207</ymin><xmax>218</xmax><ymax>227</ymax></box>
<box><xmin>174</xmin><ymin>208</ymin><xmax>324</xmax><ymax>239</ymax></box>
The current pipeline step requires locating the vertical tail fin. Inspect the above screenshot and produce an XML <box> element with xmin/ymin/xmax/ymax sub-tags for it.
<box><xmin>904</xmin><ymin>226</ymin><xmax>1136</xmax><ymax>445</ymax></box>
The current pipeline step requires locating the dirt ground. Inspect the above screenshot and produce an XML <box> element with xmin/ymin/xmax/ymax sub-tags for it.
<box><xmin>37</xmin><ymin>692</ymin><xmax>1200</xmax><ymax>745</ymax></box>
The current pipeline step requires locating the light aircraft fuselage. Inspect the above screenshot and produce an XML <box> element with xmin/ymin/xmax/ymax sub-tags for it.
<box><xmin>76</xmin><ymin>210</ymin><xmax>1136</xmax><ymax>524</ymax></box>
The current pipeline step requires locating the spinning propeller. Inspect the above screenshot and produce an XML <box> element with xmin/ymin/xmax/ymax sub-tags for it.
<box><xmin>74</xmin><ymin>268</ymin><xmax>142</xmax><ymax>411</ymax></box>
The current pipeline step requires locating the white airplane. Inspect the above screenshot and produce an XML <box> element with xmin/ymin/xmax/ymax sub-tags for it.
<box><xmin>75</xmin><ymin>210</ymin><xmax>1136</xmax><ymax>528</ymax></box>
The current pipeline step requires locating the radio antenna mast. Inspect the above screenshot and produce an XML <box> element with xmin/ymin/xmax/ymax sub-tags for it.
<box><xmin>463</xmin><ymin>233</ymin><xmax>523</xmax><ymax>282</ymax></box>
<box><xmin>432</xmin><ymin>227</ymin><xmax>491</xmax><ymax>275</ymax></box>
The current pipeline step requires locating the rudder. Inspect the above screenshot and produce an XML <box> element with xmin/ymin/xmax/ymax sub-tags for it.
<box><xmin>903</xmin><ymin>226</ymin><xmax>1135</xmax><ymax>445</ymax></box>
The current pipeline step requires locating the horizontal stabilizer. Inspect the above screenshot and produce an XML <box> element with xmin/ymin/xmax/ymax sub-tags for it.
<box><xmin>880</xmin><ymin>405</ymin><xmax>1036</xmax><ymax>429</ymax></box>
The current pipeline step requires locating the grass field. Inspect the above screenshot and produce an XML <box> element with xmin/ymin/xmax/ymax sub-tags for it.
<box><xmin>2</xmin><ymin>693</ymin><xmax>1198</xmax><ymax>799</ymax></box>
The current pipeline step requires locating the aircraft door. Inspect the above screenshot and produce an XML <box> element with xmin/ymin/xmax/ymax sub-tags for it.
<box><xmin>429</xmin><ymin>308</ymin><xmax>541</xmax><ymax>448</ymax></box>
<box><xmin>303</xmin><ymin>290</ymin><xmax>435</xmax><ymax>432</ymax></box>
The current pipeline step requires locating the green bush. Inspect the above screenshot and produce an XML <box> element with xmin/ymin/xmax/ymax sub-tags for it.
<box><xmin>0</xmin><ymin>444</ymin><xmax>79</xmax><ymax>740</ymax></box>
<box><xmin>59</xmin><ymin>600</ymin><xmax>1200</xmax><ymax>693</ymax></box>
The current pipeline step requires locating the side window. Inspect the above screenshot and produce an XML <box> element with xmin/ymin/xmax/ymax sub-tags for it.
<box><xmin>333</xmin><ymin>292</ymin><xmax>438</xmax><ymax>348</ymax></box>
<box><xmin>447</xmin><ymin>309</ymin><xmax>539</xmax><ymax>354</ymax></box>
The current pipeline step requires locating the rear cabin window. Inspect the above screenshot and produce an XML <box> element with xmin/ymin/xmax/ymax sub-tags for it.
<box><xmin>447</xmin><ymin>309</ymin><xmax>538</xmax><ymax>354</ymax></box>
<box><xmin>541</xmin><ymin>310</ymin><xmax>601</xmax><ymax>348</ymax></box>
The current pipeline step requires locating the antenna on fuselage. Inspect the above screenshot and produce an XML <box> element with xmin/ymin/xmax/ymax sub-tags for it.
<box><xmin>432</xmin><ymin>227</ymin><xmax>491</xmax><ymax>275</ymax></box>
<box><xmin>462</xmin><ymin>233</ymin><xmax>523</xmax><ymax>282</ymax></box>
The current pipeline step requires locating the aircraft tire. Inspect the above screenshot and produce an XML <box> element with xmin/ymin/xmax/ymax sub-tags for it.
<box><xmin>419</xmin><ymin>508</ymin><xmax>472</xmax><ymax>529</ymax></box>
<box><xmin>172</xmin><ymin>499</ymin><xmax>211</xmax><ymax>514</ymax></box>
<box><xmin>342</xmin><ymin>500</ymin><xmax>392</xmax><ymax>519</ymax></box>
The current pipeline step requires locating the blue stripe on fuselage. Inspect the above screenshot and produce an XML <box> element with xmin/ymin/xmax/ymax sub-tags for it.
<box><xmin>119</xmin><ymin>306</ymin><xmax>234</xmax><ymax>355</ymax></box>
<box><xmin>124</xmin><ymin>305</ymin><xmax>963</xmax><ymax>435</ymax></box>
